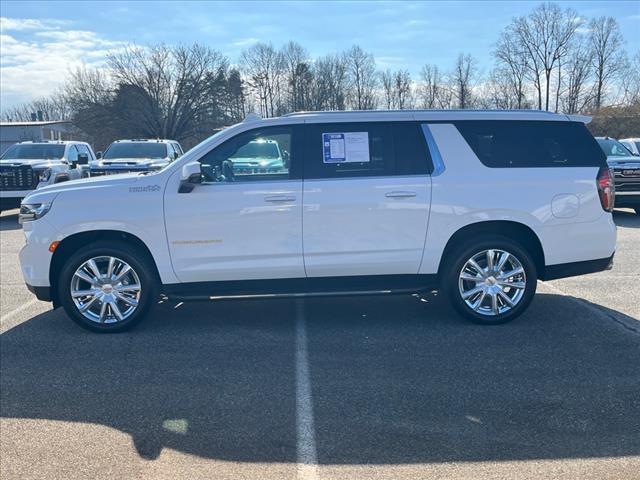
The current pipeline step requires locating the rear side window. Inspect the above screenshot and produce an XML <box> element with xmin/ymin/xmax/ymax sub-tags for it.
<box><xmin>304</xmin><ymin>122</ymin><xmax>431</xmax><ymax>179</ymax></box>
<box><xmin>455</xmin><ymin>121</ymin><xmax>606</xmax><ymax>168</ymax></box>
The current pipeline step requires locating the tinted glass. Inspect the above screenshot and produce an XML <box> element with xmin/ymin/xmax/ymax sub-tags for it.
<box><xmin>597</xmin><ymin>138</ymin><xmax>634</xmax><ymax>157</ymax></box>
<box><xmin>393</xmin><ymin>122</ymin><xmax>432</xmax><ymax>175</ymax></box>
<box><xmin>198</xmin><ymin>126</ymin><xmax>293</xmax><ymax>183</ymax></box>
<box><xmin>1</xmin><ymin>144</ymin><xmax>65</xmax><ymax>160</ymax></box>
<box><xmin>103</xmin><ymin>143</ymin><xmax>168</xmax><ymax>159</ymax></box>
<box><xmin>456</xmin><ymin>121</ymin><xmax>606</xmax><ymax>168</ymax></box>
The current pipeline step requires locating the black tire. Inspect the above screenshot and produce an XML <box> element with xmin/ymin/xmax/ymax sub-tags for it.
<box><xmin>442</xmin><ymin>235</ymin><xmax>537</xmax><ymax>325</ymax></box>
<box><xmin>57</xmin><ymin>241</ymin><xmax>158</xmax><ymax>332</ymax></box>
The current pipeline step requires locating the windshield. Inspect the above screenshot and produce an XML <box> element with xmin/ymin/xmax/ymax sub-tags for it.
<box><xmin>1</xmin><ymin>143</ymin><xmax>65</xmax><ymax>160</ymax></box>
<box><xmin>597</xmin><ymin>138</ymin><xmax>633</xmax><ymax>157</ymax></box>
<box><xmin>103</xmin><ymin>143</ymin><xmax>167</xmax><ymax>160</ymax></box>
<box><xmin>231</xmin><ymin>142</ymin><xmax>280</xmax><ymax>159</ymax></box>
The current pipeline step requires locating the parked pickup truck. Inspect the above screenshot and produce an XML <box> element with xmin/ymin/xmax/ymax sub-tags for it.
<box><xmin>89</xmin><ymin>139</ymin><xmax>183</xmax><ymax>176</ymax></box>
<box><xmin>0</xmin><ymin>140</ymin><xmax>94</xmax><ymax>212</ymax></box>
<box><xmin>596</xmin><ymin>136</ymin><xmax>640</xmax><ymax>215</ymax></box>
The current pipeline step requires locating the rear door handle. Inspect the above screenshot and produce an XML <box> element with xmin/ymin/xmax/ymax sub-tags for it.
<box><xmin>385</xmin><ymin>191</ymin><xmax>417</xmax><ymax>198</ymax></box>
<box><xmin>264</xmin><ymin>195</ymin><xmax>296</xmax><ymax>203</ymax></box>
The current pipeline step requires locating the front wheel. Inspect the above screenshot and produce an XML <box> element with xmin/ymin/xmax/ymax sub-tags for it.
<box><xmin>58</xmin><ymin>242</ymin><xmax>158</xmax><ymax>332</ymax></box>
<box><xmin>442</xmin><ymin>237</ymin><xmax>537</xmax><ymax>325</ymax></box>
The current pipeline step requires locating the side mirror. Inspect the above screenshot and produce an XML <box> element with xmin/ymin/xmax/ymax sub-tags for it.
<box><xmin>77</xmin><ymin>153</ymin><xmax>89</xmax><ymax>165</ymax></box>
<box><xmin>96</xmin><ymin>151</ymin><xmax>102</xmax><ymax>159</ymax></box>
<box><xmin>179</xmin><ymin>162</ymin><xmax>202</xmax><ymax>193</ymax></box>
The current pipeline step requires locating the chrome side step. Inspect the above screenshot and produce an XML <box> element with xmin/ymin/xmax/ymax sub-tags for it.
<box><xmin>167</xmin><ymin>288</ymin><xmax>421</xmax><ymax>302</ymax></box>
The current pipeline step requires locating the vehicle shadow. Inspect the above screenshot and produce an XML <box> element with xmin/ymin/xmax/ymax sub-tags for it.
<box><xmin>613</xmin><ymin>209</ymin><xmax>640</xmax><ymax>228</ymax></box>
<box><xmin>0</xmin><ymin>212</ymin><xmax>20</xmax><ymax>231</ymax></box>
<box><xmin>1</xmin><ymin>293</ymin><xmax>638</xmax><ymax>465</ymax></box>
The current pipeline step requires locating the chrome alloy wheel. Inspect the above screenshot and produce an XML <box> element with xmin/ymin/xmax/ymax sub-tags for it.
<box><xmin>458</xmin><ymin>249</ymin><xmax>526</xmax><ymax>316</ymax></box>
<box><xmin>70</xmin><ymin>256</ymin><xmax>141</xmax><ymax>324</ymax></box>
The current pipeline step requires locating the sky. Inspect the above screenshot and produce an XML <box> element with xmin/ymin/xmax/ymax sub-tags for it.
<box><xmin>1</xmin><ymin>0</ymin><xmax>639</xmax><ymax>109</ymax></box>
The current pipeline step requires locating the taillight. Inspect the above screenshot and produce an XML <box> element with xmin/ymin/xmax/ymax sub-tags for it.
<box><xmin>597</xmin><ymin>167</ymin><xmax>615</xmax><ymax>212</ymax></box>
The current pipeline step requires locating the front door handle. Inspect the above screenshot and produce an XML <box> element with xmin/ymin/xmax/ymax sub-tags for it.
<box><xmin>385</xmin><ymin>191</ymin><xmax>417</xmax><ymax>198</ymax></box>
<box><xmin>264</xmin><ymin>195</ymin><xmax>296</xmax><ymax>203</ymax></box>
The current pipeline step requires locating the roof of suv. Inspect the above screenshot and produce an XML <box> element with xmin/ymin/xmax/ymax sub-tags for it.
<box><xmin>243</xmin><ymin>109</ymin><xmax>591</xmax><ymax>125</ymax></box>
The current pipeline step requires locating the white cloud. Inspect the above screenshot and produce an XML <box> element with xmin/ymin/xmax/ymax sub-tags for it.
<box><xmin>232</xmin><ymin>37</ymin><xmax>260</xmax><ymax>47</ymax></box>
<box><xmin>0</xmin><ymin>17</ymin><xmax>69</xmax><ymax>31</ymax></box>
<box><xmin>0</xmin><ymin>18</ymin><xmax>125</xmax><ymax>110</ymax></box>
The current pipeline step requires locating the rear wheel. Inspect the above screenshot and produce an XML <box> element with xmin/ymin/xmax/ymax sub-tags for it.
<box><xmin>58</xmin><ymin>242</ymin><xmax>158</xmax><ymax>332</ymax></box>
<box><xmin>442</xmin><ymin>236</ymin><xmax>537</xmax><ymax>325</ymax></box>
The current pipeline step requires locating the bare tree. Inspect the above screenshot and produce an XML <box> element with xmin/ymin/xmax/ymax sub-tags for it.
<box><xmin>620</xmin><ymin>51</ymin><xmax>640</xmax><ymax>106</ymax></box>
<box><xmin>345</xmin><ymin>45</ymin><xmax>378</xmax><ymax>110</ymax></box>
<box><xmin>590</xmin><ymin>16</ymin><xmax>626</xmax><ymax>110</ymax></box>
<box><xmin>241</xmin><ymin>43</ymin><xmax>285</xmax><ymax>117</ymax></box>
<box><xmin>1</xmin><ymin>91</ymin><xmax>71</xmax><ymax>122</ymax></box>
<box><xmin>451</xmin><ymin>53</ymin><xmax>478</xmax><ymax>109</ymax></box>
<box><xmin>561</xmin><ymin>37</ymin><xmax>594</xmax><ymax>113</ymax></box>
<box><xmin>494</xmin><ymin>30</ymin><xmax>529</xmax><ymax>109</ymax></box>
<box><xmin>512</xmin><ymin>3</ymin><xmax>581</xmax><ymax>110</ymax></box>
<box><xmin>418</xmin><ymin>64</ymin><xmax>449</xmax><ymax>108</ymax></box>
<box><xmin>311</xmin><ymin>53</ymin><xmax>348</xmax><ymax>110</ymax></box>
<box><xmin>281</xmin><ymin>41</ymin><xmax>314</xmax><ymax>112</ymax></box>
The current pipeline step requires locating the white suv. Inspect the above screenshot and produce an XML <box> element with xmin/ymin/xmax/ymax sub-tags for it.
<box><xmin>18</xmin><ymin>110</ymin><xmax>617</xmax><ymax>332</ymax></box>
<box><xmin>0</xmin><ymin>141</ymin><xmax>95</xmax><ymax>211</ymax></box>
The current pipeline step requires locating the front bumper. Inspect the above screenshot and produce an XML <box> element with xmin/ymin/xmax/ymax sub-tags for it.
<box><xmin>0</xmin><ymin>189</ymin><xmax>33</xmax><ymax>199</ymax></box>
<box><xmin>26</xmin><ymin>283</ymin><xmax>52</xmax><ymax>302</ymax></box>
<box><xmin>614</xmin><ymin>192</ymin><xmax>640</xmax><ymax>208</ymax></box>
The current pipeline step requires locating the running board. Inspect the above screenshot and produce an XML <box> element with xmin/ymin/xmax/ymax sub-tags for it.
<box><xmin>166</xmin><ymin>288</ymin><xmax>423</xmax><ymax>302</ymax></box>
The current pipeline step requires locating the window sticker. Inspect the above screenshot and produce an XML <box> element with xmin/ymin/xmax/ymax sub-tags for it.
<box><xmin>323</xmin><ymin>132</ymin><xmax>370</xmax><ymax>163</ymax></box>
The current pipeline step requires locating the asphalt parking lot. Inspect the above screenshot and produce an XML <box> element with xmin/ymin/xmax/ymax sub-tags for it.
<box><xmin>1</xmin><ymin>208</ymin><xmax>639</xmax><ymax>480</ymax></box>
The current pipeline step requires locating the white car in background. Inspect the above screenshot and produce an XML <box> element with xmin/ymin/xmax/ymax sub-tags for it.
<box><xmin>0</xmin><ymin>140</ymin><xmax>95</xmax><ymax>212</ymax></box>
<box><xmin>89</xmin><ymin>139</ymin><xmax>183</xmax><ymax>176</ymax></box>
<box><xmin>619</xmin><ymin>138</ymin><xmax>640</xmax><ymax>156</ymax></box>
<box><xmin>19</xmin><ymin>110</ymin><xmax>616</xmax><ymax>332</ymax></box>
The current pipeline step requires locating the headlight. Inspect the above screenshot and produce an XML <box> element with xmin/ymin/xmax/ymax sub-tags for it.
<box><xmin>19</xmin><ymin>203</ymin><xmax>51</xmax><ymax>224</ymax></box>
<box><xmin>38</xmin><ymin>168</ymin><xmax>52</xmax><ymax>182</ymax></box>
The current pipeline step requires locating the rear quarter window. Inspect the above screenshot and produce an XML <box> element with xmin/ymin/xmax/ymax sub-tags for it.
<box><xmin>455</xmin><ymin>121</ymin><xmax>606</xmax><ymax>168</ymax></box>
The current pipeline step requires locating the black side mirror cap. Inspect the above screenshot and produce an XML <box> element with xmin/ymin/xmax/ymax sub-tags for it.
<box><xmin>96</xmin><ymin>151</ymin><xmax>102</xmax><ymax>159</ymax></box>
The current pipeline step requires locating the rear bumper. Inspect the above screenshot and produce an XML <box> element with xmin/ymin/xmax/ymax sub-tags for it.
<box><xmin>541</xmin><ymin>253</ymin><xmax>615</xmax><ymax>281</ymax></box>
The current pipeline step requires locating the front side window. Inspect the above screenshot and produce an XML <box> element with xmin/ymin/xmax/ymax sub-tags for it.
<box><xmin>103</xmin><ymin>143</ymin><xmax>168</xmax><ymax>160</ymax></box>
<box><xmin>1</xmin><ymin>143</ymin><xmax>65</xmax><ymax>160</ymax></box>
<box><xmin>197</xmin><ymin>127</ymin><xmax>293</xmax><ymax>183</ymax></box>
<box><xmin>67</xmin><ymin>145</ymin><xmax>78</xmax><ymax>162</ymax></box>
<box><xmin>456</xmin><ymin>121</ymin><xmax>607</xmax><ymax>168</ymax></box>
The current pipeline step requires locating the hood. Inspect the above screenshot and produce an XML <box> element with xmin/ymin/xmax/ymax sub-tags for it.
<box><xmin>606</xmin><ymin>155</ymin><xmax>640</xmax><ymax>168</ymax></box>
<box><xmin>91</xmin><ymin>157</ymin><xmax>169</xmax><ymax>168</ymax></box>
<box><xmin>22</xmin><ymin>171</ymin><xmax>143</xmax><ymax>205</ymax></box>
<box><xmin>0</xmin><ymin>158</ymin><xmax>62</xmax><ymax>168</ymax></box>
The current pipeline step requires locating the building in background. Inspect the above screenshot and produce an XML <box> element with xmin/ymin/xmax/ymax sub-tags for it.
<box><xmin>0</xmin><ymin>120</ymin><xmax>75</xmax><ymax>156</ymax></box>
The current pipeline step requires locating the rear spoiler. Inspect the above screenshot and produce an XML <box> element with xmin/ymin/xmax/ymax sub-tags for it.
<box><xmin>566</xmin><ymin>114</ymin><xmax>592</xmax><ymax>124</ymax></box>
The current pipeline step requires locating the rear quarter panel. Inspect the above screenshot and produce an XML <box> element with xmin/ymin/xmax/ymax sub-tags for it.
<box><xmin>419</xmin><ymin>123</ymin><xmax>616</xmax><ymax>274</ymax></box>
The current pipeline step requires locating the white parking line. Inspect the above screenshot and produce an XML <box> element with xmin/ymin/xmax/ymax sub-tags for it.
<box><xmin>0</xmin><ymin>298</ymin><xmax>39</xmax><ymax>332</ymax></box>
<box><xmin>295</xmin><ymin>299</ymin><xmax>319</xmax><ymax>480</ymax></box>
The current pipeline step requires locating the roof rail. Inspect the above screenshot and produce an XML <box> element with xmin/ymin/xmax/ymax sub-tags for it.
<box><xmin>281</xmin><ymin>109</ymin><xmax>559</xmax><ymax>117</ymax></box>
<box><xmin>242</xmin><ymin>113</ymin><xmax>262</xmax><ymax>123</ymax></box>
